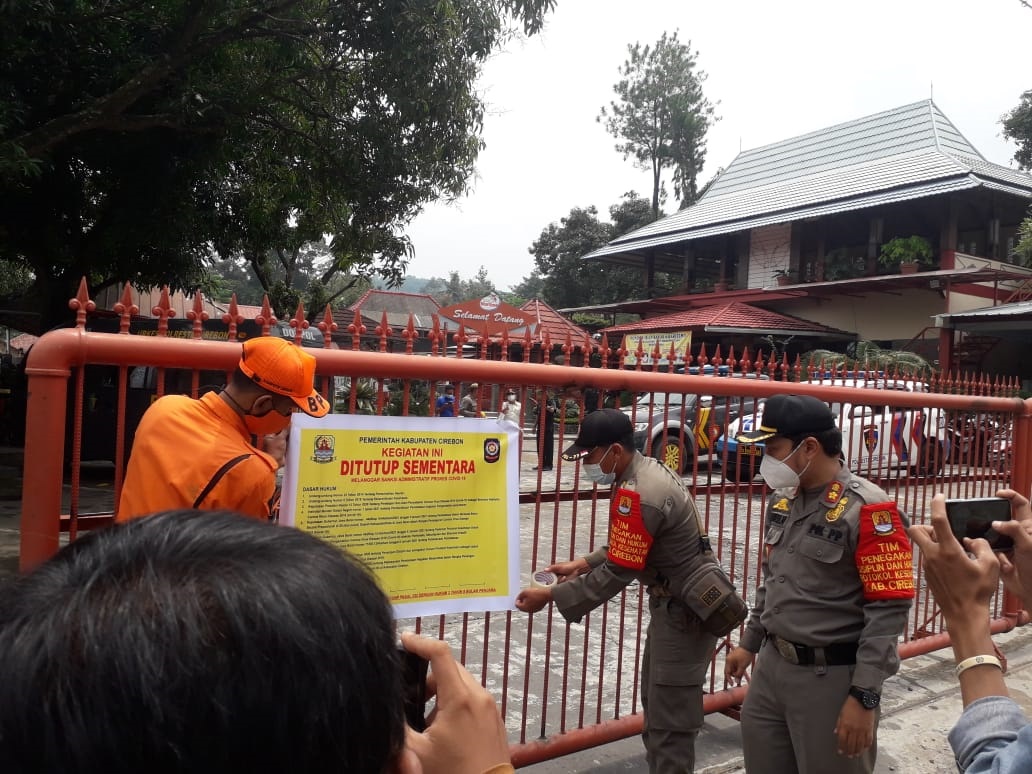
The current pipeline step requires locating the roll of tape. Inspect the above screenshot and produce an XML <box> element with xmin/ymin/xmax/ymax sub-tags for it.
<box><xmin>531</xmin><ymin>569</ymin><xmax>558</xmax><ymax>588</ymax></box>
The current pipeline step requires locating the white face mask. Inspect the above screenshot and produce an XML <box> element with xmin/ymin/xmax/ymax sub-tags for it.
<box><xmin>582</xmin><ymin>446</ymin><xmax>616</xmax><ymax>486</ymax></box>
<box><xmin>759</xmin><ymin>442</ymin><xmax>808</xmax><ymax>489</ymax></box>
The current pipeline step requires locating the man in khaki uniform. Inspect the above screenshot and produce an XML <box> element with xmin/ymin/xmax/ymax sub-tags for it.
<box><xmin>516</xmin><ymin>409</ymin><xmax>719</xmax><ymax>773</ymax></box>
<box><xmin>725</xmin><ymin>395</ymin><xmax>914</xmax><ymax>774</ymax></box>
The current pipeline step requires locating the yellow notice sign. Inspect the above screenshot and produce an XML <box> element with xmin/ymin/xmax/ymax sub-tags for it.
<box><xmin>280</xmin><ymin>414</ymin><xmax>520</xmax><ymax>618</ymax></box>
<box><xmin>621</xmin><ymin>331</ymin><xmax>692</xmax><ymax>365</ymax></box>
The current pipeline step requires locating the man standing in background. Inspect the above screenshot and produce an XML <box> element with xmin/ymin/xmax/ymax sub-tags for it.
<box><xmin>531</xmin><ymin>387</ymin><xmax>557</xmax><ymax>471</ymax></box>
<box><xmin>435</xmin><ymin>384</ymin><xmax>456</xmax><ymax>417</ymax></box>
<box><xmin>459</xmin><ymin>382</ymin><xmax>481</xmax><ymax>417</ymax></box>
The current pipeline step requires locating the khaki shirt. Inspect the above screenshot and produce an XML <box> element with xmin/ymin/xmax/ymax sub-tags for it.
<box><xmin>552</xmin><ymin>452</ymin><xmax>707</xmax><ymax>622</ymax></box>
<box><xmin>740</xmin><ymin>463</ymin><xmax>913</xmax><ymax>692</ymax></box>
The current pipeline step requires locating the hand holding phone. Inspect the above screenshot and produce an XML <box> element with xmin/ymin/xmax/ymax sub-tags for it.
<box><xmin>397</xmin><ymin>646</ymin><xmax>429</xmax><ymax>732</ymax></box>
<box><xmin>398</xmin><ymin>632</ymin><xmax>510</xmax><ymax>774</ymax></box>
<box><xmin>944</xmin><ymin>497</ymin><xmax>1013</xmax><ymax>552</ymax></box>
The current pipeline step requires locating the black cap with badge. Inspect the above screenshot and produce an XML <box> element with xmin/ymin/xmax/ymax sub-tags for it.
<box><xmin>736</xmin><ymin>394</ymin><xmax>836</xmax><ymax>444</ymax></box>
<box><xmin>562</xmin><ymin>408</ymin><xmax>634</xmax><ymax>460</ymax></box>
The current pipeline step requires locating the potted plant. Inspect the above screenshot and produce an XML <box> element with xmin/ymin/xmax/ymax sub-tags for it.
<box><xmin>772</xmin><ymin>268</ymin><xmax>794</xmax><ymax>287</ymax></box>
<box><xmin>878</xmin><ymin>236</ymin><xmax>934</xmax><ymax>274</ymax></box>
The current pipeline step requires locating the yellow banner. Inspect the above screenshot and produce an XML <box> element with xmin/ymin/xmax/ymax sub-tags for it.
<box><xmin>281</xmin><ymin>415</ymin><xmax>519</xmax><ymax>617</ymax></box>
<box><xmin>621</xmin><ymin>331</ymin><xmax>693</xmax><ymax>364</ymax></box>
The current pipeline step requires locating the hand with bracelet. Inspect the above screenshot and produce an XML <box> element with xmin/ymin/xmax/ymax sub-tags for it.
<box><xmin>908</xmin><ymin>491</ymin><xmax>1032</xmax><ymax>772</ymax></box>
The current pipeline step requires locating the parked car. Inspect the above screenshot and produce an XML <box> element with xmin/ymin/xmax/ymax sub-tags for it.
<box><xmin>624</xmin><ymin>369</ymin><xmax>768</xmax><ymax>474</ymax></box>
<box><xmin>715</xmin><ymin>378</ymin><xmax>950</xmax><ymax>483</ymax></box>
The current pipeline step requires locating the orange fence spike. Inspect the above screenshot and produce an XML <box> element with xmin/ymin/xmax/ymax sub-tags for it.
<box><xmin>222</xmin><ymin>294</ymin><xmax>244</xmax><ymax>341</ymax></box>
<box><xmin>290</xmin><ymin>301</ymin><xmax>309</xmax><ymax>347</ymax></box>
<box><xmin>711</xmin><ymin>344</ymin><xmax>723</xmax><ymax>369</ymax></box>
<box><xmin>256</xmin><ymin>295</ymin><xmax>277</xmax><ymax>337</ymax></box>
<box><xmin>113</xmin><ymin>283</ymin><xmax>138</xmax><ymax>334</ymax></box>
<box><xmin>400</xmin><ymin>313</ymin><xmax>418</xmax><ymax>355</ymax></box>
<box><xmin>429</xmin><ymin>315</ymin><xmax>442</xmax><ymax>356</ymax></box>
<box><xmin>348</xmin><ymin>307</ymin><xmax>366</xmax><ymax>350</ymax></box>
<box><xmin>152</xmin><ymin>287</ymin><xmax>175</xmax><ymax>337</ymax></box>
<box><xmin>375</xmin><ymin>310</ymin><xmax>393</xmax><ymax>353</ymax></box>
<box><xmin>69</xmin><ymin>277</ymin><xmax>96</xmax><ymax>329</ymax></box>
<box><xmin>187</xmin><ymin>290</ymin><xmax>209</xmax><ymax>340</ymax></box>
<box><xmin>318</xmin><ymin>304</ymin><xmax>339</xmax><ymax>350</ymax></box>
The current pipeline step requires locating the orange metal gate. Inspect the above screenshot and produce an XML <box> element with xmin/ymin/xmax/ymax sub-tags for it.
<box><xmin>17</xmin><ymin>282</ymin><xmax>1032</xmax><ymax>767</ymax></box>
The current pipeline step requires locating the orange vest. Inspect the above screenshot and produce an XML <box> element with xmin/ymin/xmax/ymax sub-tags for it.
<box><xmin>117</xmin><ymin>392</ymin><xmax>279</xmax><ymax>521</ymax></box>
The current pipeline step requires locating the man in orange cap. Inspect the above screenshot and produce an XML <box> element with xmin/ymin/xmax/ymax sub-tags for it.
<box><xmin>117</xmin><ymin>337</ymin><xmax>330</xmax><ymax>522</ymax></box>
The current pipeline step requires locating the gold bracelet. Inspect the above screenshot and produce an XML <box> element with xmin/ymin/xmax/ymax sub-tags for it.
<box><xmin>955</xmin><ymin>654</ymin><xmax>1003</xmax><ymax>677</ymax></box>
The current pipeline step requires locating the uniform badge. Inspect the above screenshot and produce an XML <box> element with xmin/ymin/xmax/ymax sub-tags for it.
<box><xmin>772</xmin><ymin>497</ymin><xmax>790</xmax><ymax>512</ymax></box>
<box><xmin>823</xmin><ymin>481</ymin><xmax>843</xmax><ymax>505</ymax></box>
<box><xmin>311</xmin><ymin>434</ymin><xmax>335</xmax><ymax>464</ymax></box>
<box><xmin>870</xmin><ymin>509</ymin><xmax>894</xmax><ymax>534</ymax></box>
<box><xmin>826</xmin><ymin>496</ymin><xmax>849</xmax><ymax>523</ymax></box>
<box><xmin>617</xmin><ymin>495</ymin><xmax>633</xmax><ymax>515</ymax></box>
<box><xmin>862</xmin><ymin>426</ymin><xmax>879</xmax><ymax>454</ymax></box>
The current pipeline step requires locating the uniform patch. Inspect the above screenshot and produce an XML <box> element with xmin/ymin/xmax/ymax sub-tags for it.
<box><xmin>855</xmin><ymin>502</ymin><xmax>915</xmax><ymax>601</ymax></box>
<box><xmin>870</xmin><ymin>509</ymin><xmax>895</xmax><ymax>535</ymax></box>
<box><xmin>772</xmin><ymin>498</ymin><xmax>791</xmax><ymax>512</ymax></box>
<box><xmin>607</xmin><ymin>488</ymin><xmax>653</xmax><ymax>570</ymax></box>
<box><xmin>823</xmin><ymin>481</ymin><xmax>844</xmax><ymax>505</ymax></box>
<box><xmin>826</xmin><ymin>496</ymin><xmax>849</xmax><ymax>523</ymax></box>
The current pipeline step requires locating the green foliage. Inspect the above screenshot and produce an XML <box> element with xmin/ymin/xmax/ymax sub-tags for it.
<box><xmin>0</xmin><ymin>0</ymin><xmax>555</xmax><ymax>329</ymax></box>
<box><xmin>422</xmin><ymin>267</ymin><xmax>496</xmax><ymax>306</ymax></box>
<box><xmin>598</xmin><ymin>30</ymin><xmax>717</xmax><ymax>217</ymax></box>
<box><xmin>1012</xmin><ymin>209</ymin><xmax>1032</xmax><ymax>268</ymax></box>
<box><xmin>824</xmin><ymin>248</ymin><xmax>865</xmax><ymax>280</ymax></box>
<box><xmin>878</xmin><ymin>236</ymin><xmax>934</xmax><ymax>269</ymax></box>
<box><xmin>527</xmin><ymin>192</ymin><xmax>677</xmax><ymax>310</ymax></box>
<box><xmin>334</xmin><ymin>378</ymin><xmax>380</xmax><ymax>415</ymax></box>
<box><xmin>0</xmin><ymin>259</ymin><xmax>33</xmax><ymax>298</ymax></box>
<box><xmin>803</xmin><ymin>340</ymin><xmax>933</xmax><ymax>378</ymax></box>
<box><xmin>1002</xmin><ymin>89</ymin><xmax>1032</xmax><ymax>170</ymax></box>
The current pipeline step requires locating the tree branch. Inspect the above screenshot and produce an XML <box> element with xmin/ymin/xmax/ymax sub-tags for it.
<box><xmin>11</xmin><ymin>0</ymin><xmax>304</xmax><ymax>158</ymax></box>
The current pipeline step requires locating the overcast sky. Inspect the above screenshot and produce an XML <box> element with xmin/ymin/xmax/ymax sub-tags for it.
<box><xmin>403</xmin><ymin>0</ymin><xmax>1032</xmax><ymax>292</ymax></box>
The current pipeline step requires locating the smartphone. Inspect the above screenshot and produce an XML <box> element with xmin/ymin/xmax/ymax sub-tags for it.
<box><xmin>944</xmin><ymin>497</ymin><xmax>1013</xmax><ymax>552</ymax></box>
<box><xmin>397</xmin><ymin>647</ymin><xmax>429</xmax><ymax>732</ymax></box>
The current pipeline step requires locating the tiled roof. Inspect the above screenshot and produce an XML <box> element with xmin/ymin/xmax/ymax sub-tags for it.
<box><xmin>519</xmin><ymin>299</ymin><xmax>594</xmax><ymax>345</ymax></box>
<box><xmin>588</xmin><ymin>100</ymin><xmax>1032</xmax><ymax>265</ymax></box>
<box><xmin>336</xmin><ymin>289</ymin><xmax>442</xmax><ymax>331</ymax></box>
<box><xmin>601</xmin><ymin>302</ymin><xmax>853</xmax><ymax>338</ymax></box>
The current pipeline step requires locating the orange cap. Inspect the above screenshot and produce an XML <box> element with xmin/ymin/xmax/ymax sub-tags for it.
<box><xmin>238</xmin><ymin>338</ymin><xmax>330</xmax><ymax>417</ymax></box>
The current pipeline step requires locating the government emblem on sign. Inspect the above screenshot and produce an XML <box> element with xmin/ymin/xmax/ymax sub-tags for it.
<box><xmin>311</xmin><ymin>434</ymin><xmax>335</xmax><ymax>464</ymax></box>
<box><xmin>617</xmin><ymin>495</ymin><xmax>633</xmax><ymax>515</ymax></box>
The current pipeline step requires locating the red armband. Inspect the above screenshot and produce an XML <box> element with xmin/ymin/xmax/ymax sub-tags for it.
<box><xmin>855</xmin><ymin>503</ymin><xmax>915</xmax><ymax>600</ymax></box>
<box><xmin>607</xmin><ymin>489</ymin><xmax>653</xmax><ymax>570</ymax></box>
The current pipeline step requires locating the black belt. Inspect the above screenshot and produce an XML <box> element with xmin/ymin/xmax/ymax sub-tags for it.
<box><xmin>767</xmin><ymin>633</ymin><xmax>858</xmax><ymax>666</ymax></box>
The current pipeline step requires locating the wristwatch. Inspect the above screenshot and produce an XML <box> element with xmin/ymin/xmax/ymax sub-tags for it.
<box><xmin>848</xmin><ymin>686</ymin><xmax>880</xmax><ymax>710</ymax></box>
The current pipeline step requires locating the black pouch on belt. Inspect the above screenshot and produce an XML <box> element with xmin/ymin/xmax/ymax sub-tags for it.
<box><xmin>678</xmin><ymin>563</ymin><xmax>749</xmax><ymax>637</ymax></box>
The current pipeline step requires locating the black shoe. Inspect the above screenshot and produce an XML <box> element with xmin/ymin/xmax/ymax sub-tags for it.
<box><xmin>532</xmin><ymin>466</ymin><xmax>553</xmax><ymax>471</ymax></box>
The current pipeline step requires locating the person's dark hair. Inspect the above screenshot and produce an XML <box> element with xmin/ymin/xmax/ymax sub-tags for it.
<box><xmin>785</xmin><ymin>426</ymin><xmax>843</xmax><ymax>457</ymax></box>
<box><xmin>0</xmin><ymin>510</ymin><xmax>404</xmax><ymax>774</ymax></box>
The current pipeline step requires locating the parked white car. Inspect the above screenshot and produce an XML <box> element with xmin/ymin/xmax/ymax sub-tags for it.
<box><xmin>716</xmin><ymin>378</ymin><xmax>950</xmax><ymax>483</ymax></box>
